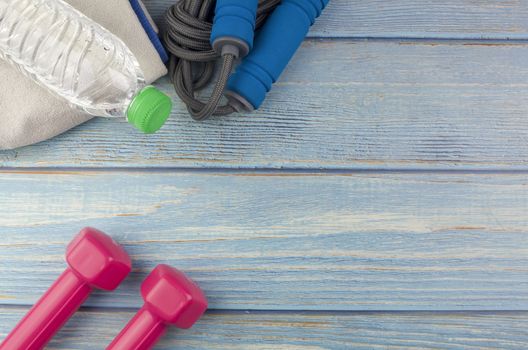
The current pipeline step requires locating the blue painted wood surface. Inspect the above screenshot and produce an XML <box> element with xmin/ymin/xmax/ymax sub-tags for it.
<box><xmin>147</xmin><ymin>0</ymin><xmax>528</xmax><ymax>40</ymax></box>
<box><xmin>1</xmin><ymin>1</ymin><xmax>528</xmax><ymax>348</ymax></box>
<box><xmin>2</xmin><ymin>308</ymin><xmax>528</xmax><ymax>349</ymax></box>
<box><xmin>3</xmin><ymin>41</ymin><xmax>528</xmax><ymax>169</ymax></box>
<box><xmin>0</xmin><ymin>171</ymin><xmax>527</xmax><ymax>311</ymax></box>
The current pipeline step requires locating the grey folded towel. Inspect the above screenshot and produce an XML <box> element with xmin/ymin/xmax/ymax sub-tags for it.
<box><xmin>0</xmin><ymin>0</ymin><xmax>168</xmax><ymax>150</ymax></box>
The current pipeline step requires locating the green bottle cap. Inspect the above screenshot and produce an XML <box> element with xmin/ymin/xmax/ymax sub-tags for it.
<box><xmin>127</xmin><ymin>86</ymin><xmax>172</xmax><ymax>134</ymax></box>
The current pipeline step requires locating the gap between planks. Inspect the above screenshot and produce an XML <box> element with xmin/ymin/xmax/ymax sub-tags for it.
<box><xmin>2</xmin><ymin>167</ymin><xmax>528</xmax><ymax>175</ymax></box>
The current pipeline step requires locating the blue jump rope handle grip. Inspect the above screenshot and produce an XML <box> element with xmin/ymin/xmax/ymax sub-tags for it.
<box><xmin>227</xmin><ymin>0</ymin><xmax>330</xmax><ymax>110</ymax></box>
<box><xmin>210</xmin><ymin>0</ymin><xmax>258</xmax><ymax>57</ymax></box>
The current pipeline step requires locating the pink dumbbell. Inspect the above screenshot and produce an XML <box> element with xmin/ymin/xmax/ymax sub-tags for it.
<box><xmin>0</xmin><ymin>227</ymin><xmax>132</xmax><ymax>350</ymax></box>
<box><xmin>107</xmin><ymin>264</ymin><xmax>208</xmax><ymax>350</ymax></box>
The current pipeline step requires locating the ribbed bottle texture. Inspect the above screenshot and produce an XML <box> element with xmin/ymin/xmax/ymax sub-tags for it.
<box><xmin>0</xmin><ymin>0</ymin><xmax>145</xmax><ymax>118</ymax></box>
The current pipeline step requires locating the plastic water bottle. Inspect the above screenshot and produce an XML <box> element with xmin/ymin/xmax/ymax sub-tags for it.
<box><xmin>0</xmin><ymin>0</ymin><xmax>172</xmax><ymax>133</ymax></box>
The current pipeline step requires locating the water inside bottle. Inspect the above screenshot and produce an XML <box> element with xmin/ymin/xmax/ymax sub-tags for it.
<box><xmin>0</xmin><ymin>0</ymin><xmax>145</xmax><ymax>118</ymax></box>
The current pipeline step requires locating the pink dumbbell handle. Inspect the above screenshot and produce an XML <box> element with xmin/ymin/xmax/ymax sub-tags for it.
<box><xmin>106</xmin><ymin>306</ymin><xmax>167</xmax><ymax>350</ymax></box>
<box><xmin>0</xmin><ymin>269</ymin><xmax>92</xmax><ymax>350</ymax></box>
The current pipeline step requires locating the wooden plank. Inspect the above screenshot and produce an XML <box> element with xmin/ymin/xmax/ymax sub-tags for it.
<box><xmin>0</xmin><ymin>170</ymin><xmax>527</xmax><ymax>310</ymax></box>
<box><xmin>144</xmin><ymin>0</ymin><xmax>528</xmax><ymax>40</ymax></box>
<box><xmin>1</xmin><ymin>307</ymin><xmax>527</xmax><ymax>349</ymax></box>
<box><xmin>2</xmin><ymin>40</ymin><xmax>528</xmax><ymax>169</ymax></box>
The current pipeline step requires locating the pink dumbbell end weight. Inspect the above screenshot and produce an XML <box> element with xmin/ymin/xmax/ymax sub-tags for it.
<box><xmin>107</xmin><ymin>264</ymin><xmax>208</xmax><ymax>350</ymax></box>
<box><xmin>0</xmin><ymin>227</ymin><xmax>132</xmax><ymax>350</ymax></box>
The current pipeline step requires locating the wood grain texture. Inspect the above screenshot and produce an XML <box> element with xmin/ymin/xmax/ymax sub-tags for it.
<box><xmin>1</xmin><ymin>307</ymin><xmax>527</xmax><ymax>349</ymax></box>
<box><xmin>2</xmin><ymin>40</ymin><xmax>528</xmax><ymax>169</ymax></box>
<box><xmin>0</xmin><ymin>170</ymin><xmax>526</xmax><ymax>311</ymax></box>
<box><xmin>1</xmin><ymin>1</ymin><xmax>526</xmax><ymax>348</ymax></box>
<box><xmin>144</xmin><ymin>0</ymin><xmax>528</xmax><ymax>40</ymax></box>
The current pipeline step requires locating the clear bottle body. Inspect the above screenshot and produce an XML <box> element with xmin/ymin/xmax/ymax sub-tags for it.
<box><xmin>0</xmin><ymin>0</ymin><xmax>146</xmax><ymax>118</ymax></box>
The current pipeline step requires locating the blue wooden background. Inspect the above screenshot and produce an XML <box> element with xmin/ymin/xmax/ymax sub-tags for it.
<box><xmin>1</xmin><ymin>0</ymin><xmax>528</xmax><ymax>348</ymax></box>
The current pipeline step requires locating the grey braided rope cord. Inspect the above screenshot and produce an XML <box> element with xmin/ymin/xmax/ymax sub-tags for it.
<box><xmin>164</xmin><ymin>0</ymin><xmax>281</xmax><ymax>121</ymax></box>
